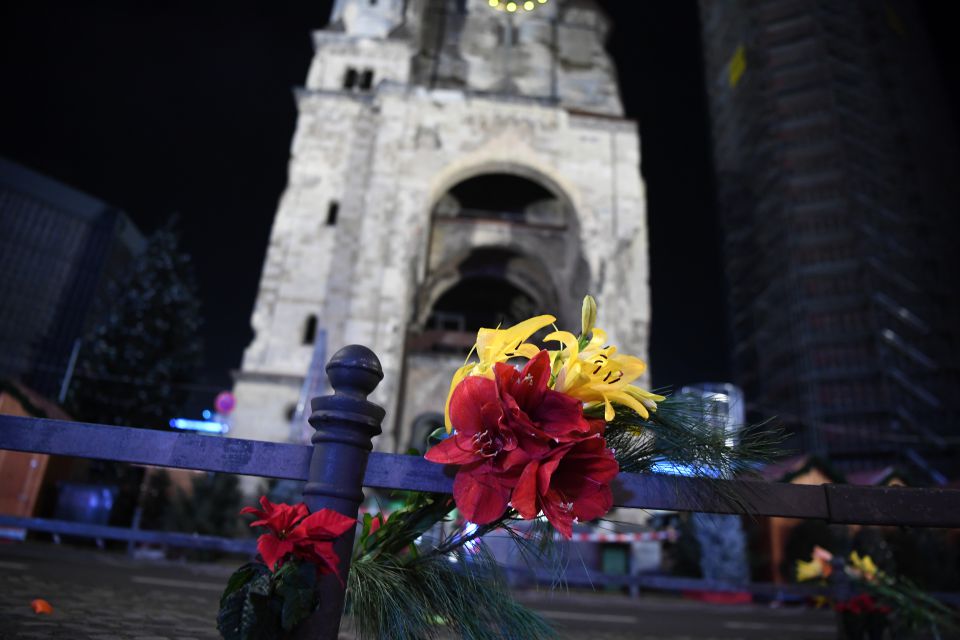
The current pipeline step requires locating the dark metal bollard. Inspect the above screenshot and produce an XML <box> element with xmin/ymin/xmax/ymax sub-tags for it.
<box><xmin>295</xmin><ymin>345</ymin><xmax>385</xmax><ymax>640</ymax></box>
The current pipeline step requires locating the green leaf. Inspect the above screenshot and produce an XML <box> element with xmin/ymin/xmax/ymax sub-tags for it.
<box><xmin>427</xmin><ymin>427</ymin><xmax>450</xmax><ymax>446</ymax></box>
<box><xmin>218</xmin><ymin>563</ymin><xmax>275</xmax><ymax>640</ymax></box>
<box><xmin>216</xmin><ymin>586</ymin><xmax>247</xmax><ymax>640</ymax></box>
<box><xmin>277</xmin><ymin>564</ymin><xmax>319</xmax><ymax>632</ymax></box>
<box><xmin>220</xmin><ymin>562</ymin><xmax>266</xmax><ymax>608</ymax></box>
<box><xmin>242</xmin><ymin>591</ymin><xmax>280</xmax><ymax>640</ymax></box>
<box><xmin>232</xmin><ymin>572</ymin><xmax>278</xmax><ymax>640</ymax></box>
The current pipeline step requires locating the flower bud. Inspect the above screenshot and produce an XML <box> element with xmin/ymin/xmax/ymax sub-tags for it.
<box><xmin>580</xmin><ymin>295</ymin><xmax>597</xmax><ymax>338</ymax></box>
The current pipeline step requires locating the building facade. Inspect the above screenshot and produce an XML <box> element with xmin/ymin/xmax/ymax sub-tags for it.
<box><xmin>231</xmin><ymin>0</ymin><xmax>652</xmax><ymax>452</ymax></box>
<box><xmin>699</xmin><ymin>0</ymin><xmax>960</xmax><ymax>476</ymax></box>
<box><xmin>0</xmin><ymin>157</ymin><xmax>145</xmax><ymax>399</ymax></box>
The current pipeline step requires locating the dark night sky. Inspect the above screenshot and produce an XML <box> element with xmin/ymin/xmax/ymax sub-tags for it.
<box><xmin>1</xmin><ymin>2</ymin><xmax>955</xmax><ymax>399</ymax></box>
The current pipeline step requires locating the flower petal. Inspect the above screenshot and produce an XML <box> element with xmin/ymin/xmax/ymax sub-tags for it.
<box><xmin>453</xmin><ymin>470</ymin><xmax>511</xmax><ymax>524</ymax></box>
<box><xmin>444</xmin><ymin>363</ymin><xmax>476</xmax><ymax>432</ymax></box>
<box><xmin>449</xmin><ymin>375</ymin><xmax>498</xmax><ymax>437</ymax></box>
<box><xmin>425</xmin><ymin>434</ymin><xmax>480</xmax><ymax>465</ymax></box>
<box><xmin>296</xmin><ymin>508</ymin><xmax>356</xmax><ymax>539</ymax></box>
<box><xmin>505</xmin><ymin>350</ymin><xmax>551</xmax><ymax>411</ymax></box>
<box><xmin>540</xmin><ymin>491</ymin><xmax>575</xmax><ymax>539</ymax></box>
<box><xmin>257</xmin><ymin>533</ymin><xmax>295</xmax><ymax>572</ymax></box>
<box><xmin>511</xmin><ymin>460</ymin><xmax>541</xmax><ymax>520</ymax></box>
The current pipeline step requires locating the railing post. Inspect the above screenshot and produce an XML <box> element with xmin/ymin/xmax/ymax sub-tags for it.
<box><xmin>295</xmin><ymin>345</ymin><xmax>385</xmax><ymax>640</ymax></box>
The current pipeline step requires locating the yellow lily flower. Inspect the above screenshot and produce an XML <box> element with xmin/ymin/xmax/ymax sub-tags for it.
<box><xmin>546</xmin><ymin>329</ymin><xmax>664</xmax><ymax>422</ymax></box>
<box><xmin>443</xmin><ymin>314</ymin><xmax>556</xmax><ymax>431</ymax></box>
<box><xmin>796</xmin><ymin>558</ymin><xmax>826</xmax><ymax>582</ymax></box>
<box><xmin>849</xmin><ymin>551</ymin><xmax>879</xmax><ymax>581</ymax></box>
<box><xmin>796</xmin><ymin>545</ymin><xmax>834</xmax><ymax>582</ymax></box>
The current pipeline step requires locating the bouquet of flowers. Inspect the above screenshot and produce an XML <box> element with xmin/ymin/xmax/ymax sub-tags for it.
<box><xmin>797</xmin><ymin>545</ymin><xmax>958</xmax><ymax>639</ymax></box>
<box><xmin>221</xmin><ymin>296</ymin><xmax>781</xmax><ymax>639</ymax></box>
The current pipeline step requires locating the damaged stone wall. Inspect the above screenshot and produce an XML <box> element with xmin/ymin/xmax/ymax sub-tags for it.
<box><xmin>230</xmin><ymin>0</ymin><xmax>649</xmax><ymax>451</ymax></box>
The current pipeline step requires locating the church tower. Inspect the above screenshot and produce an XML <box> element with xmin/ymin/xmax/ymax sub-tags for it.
<box><xmin>231</xmin><ymin>0</ymin><xmax>652</xmax><ymax>451</ymax></box>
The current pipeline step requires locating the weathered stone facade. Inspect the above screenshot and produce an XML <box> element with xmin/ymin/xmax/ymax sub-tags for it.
<box><xmin>230</xmin><ymin>0</ymin><xmax>651</xmax><ymax>451</ymax></box>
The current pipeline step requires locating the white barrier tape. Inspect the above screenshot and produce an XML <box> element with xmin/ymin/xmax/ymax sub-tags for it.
<box><xmin>567</xmin><ymin>529</ymin><xmax>678</xmax><ymax>543</ymax></box>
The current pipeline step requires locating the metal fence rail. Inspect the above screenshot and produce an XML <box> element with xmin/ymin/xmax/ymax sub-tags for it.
<box><xmin>0</xmin><ymin>514</ymin><xmax>256</xmax><ymax>554</ymax></box>
<box><xmin>2</xmin><ymin>414</ymin><xmax>960</xmax><ymax>527</ymax></box>
<box><xmin>3</xmin><ymin>344</ymin><xmax>960</xmax><ymax>639</ymax></box>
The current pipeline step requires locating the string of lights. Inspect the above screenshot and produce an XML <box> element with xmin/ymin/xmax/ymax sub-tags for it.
<box><xmin>487</xmin><ymin>0</ymin><xmax>548</xmax><ymax>13</ymax></box>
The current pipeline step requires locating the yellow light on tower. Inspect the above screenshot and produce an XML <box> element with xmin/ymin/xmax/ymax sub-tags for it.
<box><xmin>488</xmin><ymin>0</ymin><xmax>546</xmax><ymax>11</ymax></box>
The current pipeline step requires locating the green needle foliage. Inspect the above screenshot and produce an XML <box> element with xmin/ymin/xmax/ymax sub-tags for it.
<box><xmin>602</xmin><ymin>393</ymin><xmax>785</xmax><ymax>515</ymax></box>
<box><xmin>348</xmin><ymin>483</ymin><xmax>555</xmax><ymax>640</ymax></box>
<box><xmin>347</xmin><ymin>542</ymin><xmax>553</xmax><ymax>640</ymax></box>
<box><xmin>605</xmin><ymin>393</ymin><xmax>783</xmax><ymax>477</ymax></box>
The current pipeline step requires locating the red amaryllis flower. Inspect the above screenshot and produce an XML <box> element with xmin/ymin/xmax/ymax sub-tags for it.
<box><xmin>241</xmin><ymin>497</ymin><xmax>355</xmax><ymax>575</ymax></box>
<box><xmin>512</xmin><ymin>421</ymin><xmax>619</xmax><ymax>538</ymax></box>
<box><xmin>426</xmin><ymin>350</ymin><xmax>607</xmax><ymax>526</ymax></box>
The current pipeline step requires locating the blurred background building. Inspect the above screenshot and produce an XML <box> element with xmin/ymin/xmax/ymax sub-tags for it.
<box><xmin>0</xmin><ymin>157</ymin><xmax>145</xmax><ymax>400</ymax></box>
<box><xmin>699</xmin><ymin>0</ymin><xmax>960</xmax><ymax>478</ymax></box>
<box><xmin>230</xmin><ymin>0</ymin><xmax>652</xmax><ymax>451</ymax></box>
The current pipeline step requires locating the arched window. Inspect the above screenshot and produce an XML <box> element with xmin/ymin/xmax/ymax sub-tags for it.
<box><xmin>429</xmin><ymin>273</ymin><xmax>539</xmax><ymax>333</ymax></box>
<box><xmin>303</xmin><ymin>314</ymin><xmax>318</xmax><ymax>345</ymax></box>
<box><xmin>343</xmin><ymin>68</ymin><xmax>358</xmax><ymax>90</ymax></box>
<box><xmin>359</xmin><ymin>69</ymin><xmax>374</xmax><ymax>91</ymax></box>
<box><xmin>438</xmin><ymin>173</ymin><xmax>567</xmax><ymax>227</ymax></box>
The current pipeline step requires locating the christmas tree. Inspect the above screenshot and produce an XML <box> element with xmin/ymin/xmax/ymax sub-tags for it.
<box><xmin>66</xmin><ymin>218</ymin><xmax>203</xmax><ymax>429</ymax></box>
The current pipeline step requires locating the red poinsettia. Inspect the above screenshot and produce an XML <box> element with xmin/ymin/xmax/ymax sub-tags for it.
<box><xmin>241</xmin><ymin>497</ymin><xmax>355</xmax><ymax>576</ymax></box>
<box><xmin>426</xmin><ymin>350</ymin><xmax>618</xmax><ymax>533</ymax></box>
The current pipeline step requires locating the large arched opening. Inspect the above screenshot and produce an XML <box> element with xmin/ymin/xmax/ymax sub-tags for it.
<box><xmin>432</xmin><ymin>172</ymin><xmax>569</xmax><ymax>228</ymax></box>
<box><xmin>399</xmin><ymin>167</ymin><xmax>590</xmax><ymax>449</ymax></box>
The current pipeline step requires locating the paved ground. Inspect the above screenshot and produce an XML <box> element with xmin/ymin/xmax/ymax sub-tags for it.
<box><xmin>1</xmin><ymin>540</ymin><xmax>844</xmax><ymax>639</ymax></box>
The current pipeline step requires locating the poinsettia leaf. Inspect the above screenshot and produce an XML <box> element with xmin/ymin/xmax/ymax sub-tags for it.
<box><xmin>216</xmin><ymin>585</ymin><xmax>247</xmax><ymax>640</ymax></box>
<box><xmin>217</xmin><ymin>567</ymin><xmax>279</xmax><ymax>640</ymax></box>
<box><xmin>277</xmin><ymin>564</ymin><xmax>319</xmax><ymax>632</ymax></box>
<box><xmin>242</xmin><ymin>591</ymin><xmax>280</xmax><ymax>640</ymax></box>
<box><xmin>220</xmin><ymin>562</ymin><xmax>267</xmax><ymax>608</ymax></box>
<box><xmin>272</xmin><ymin>559</ymin><xmax>298</xmax><ymax>583</ymax></box>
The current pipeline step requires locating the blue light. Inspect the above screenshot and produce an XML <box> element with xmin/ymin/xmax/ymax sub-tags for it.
<box><xmin>202</xmin><ymin>409</ymin><xmax>212</xmax><ymax>420</ymax></box>
<box><xmin>650</xmin><ymin>461</ymin><xmax>722</xmax><ymax>478</ymax></box>
<box><xmin>169</xmin><ymin>418</ymin><xmax>228</xmax><ymax>434</ymax></box>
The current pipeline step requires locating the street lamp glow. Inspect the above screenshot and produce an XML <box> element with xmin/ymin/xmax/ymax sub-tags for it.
<box><xmin>169</xmin><ymin>418</ymin><xmax>229</xmax><ymax>434</ymax></box>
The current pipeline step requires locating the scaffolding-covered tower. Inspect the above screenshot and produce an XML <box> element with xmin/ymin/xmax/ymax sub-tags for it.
<box><xmin>699</xmin><ymin>0</ymin><xmax>960</xmax><ymax>476</ymax></box>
